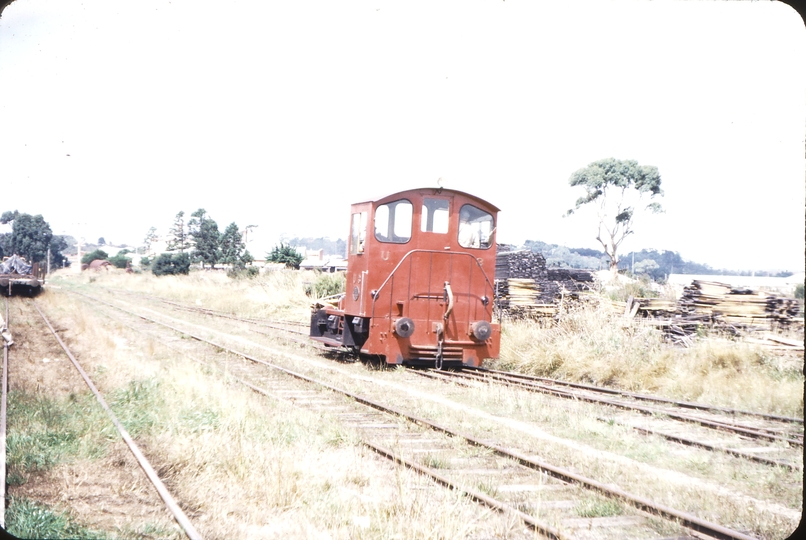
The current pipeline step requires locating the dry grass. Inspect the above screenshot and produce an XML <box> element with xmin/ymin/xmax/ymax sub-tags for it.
<box><xmin>32</xmin><ymin>276</ymin><xmax>525</xmax><ymax>539</ymax></box>
<box><xmin>490</xmin><ymin>296</ymin><xmax>803</xmax><ymax>417</ymax></box>
<box><xmin>51</xmin><ymin>267</ymin><xmax>314</xmax><ymax>321</ymax></box>
<box><xmin>36</xmin><ymin>268</ymin><xmax>803</xmax><ymax>538</ymax></box>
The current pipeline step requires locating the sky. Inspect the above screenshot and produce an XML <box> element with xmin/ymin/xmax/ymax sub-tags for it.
<box><xmin>0</xmin><ymin>0</ymin><xmax>804</xmax><ymax>272</ymax></box>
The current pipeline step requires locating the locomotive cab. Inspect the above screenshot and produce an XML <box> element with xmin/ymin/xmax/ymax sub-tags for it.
<box><xmin>310</xmin><ymin>187</ymin><xmax>500</xmax><ymax>368</ymax></box>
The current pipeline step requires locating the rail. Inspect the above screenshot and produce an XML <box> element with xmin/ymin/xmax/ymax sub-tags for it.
<box><xmin>71</xmin><ymin>290</ymin><xmax>761</xmax><ymax>540</ymax></box>
<box><xmin>32</xmin><ymin>300</ymin><xmax>203</xmax><ymax>540</ymax></box>
<box><xmin>1</xmin><ymin>298</ymin><xmax>8</xmax><ymax>529</ymax></box>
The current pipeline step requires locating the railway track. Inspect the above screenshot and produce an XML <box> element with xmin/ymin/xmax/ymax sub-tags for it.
<box><xmin>65</xmin><ymin>288</ymin><xmax>784</xmax><ymax>539</ymax></box>
<box><xmin>1</xmin><ymin>297</ymin><xmax>202</xmax><ymax>539</ymax></box>
<box><xmin>416</xmin><ymin>369</ymin><xmax>804</xmax><ymax>471</ymax></box>
<box><xmin>1</xmin><ymin>298</ymin><xmax>9</xmax><ymax>529</ymax></box>
<box><xmin>116</xmin><ymin>289</ymin><xmax>804</xmax><ymax>472</ymax></box>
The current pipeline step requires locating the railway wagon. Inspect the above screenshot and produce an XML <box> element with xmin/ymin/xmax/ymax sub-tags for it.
<box><xmin>0</xmin><ymin>254</ymin><xmax>43</xmax><ymax>296</ymax></box>
<box><xmin>310</xmin><ymin>187</ymin><xmax>500</xmax><ymax>368</ymax></box>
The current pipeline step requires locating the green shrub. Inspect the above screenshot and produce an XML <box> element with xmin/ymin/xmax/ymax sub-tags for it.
<box><xmin>80</xmin><ymin>249</ymin><xmax>108</xmax><ymax>265</ymax></box>
<box><xmin>795</xmin><ymin>282</ymin><xmax>804</xmax><ymax>300</ymax></box>
<box><xmin>140</xmin><ymin>256</ymin><xmax>151</xmax><ymax>267</ymax></box>
<box><xmin>305</xmin><ymin>272</ymin><xmax>345</xmax><ymax>298</ymax></box>
<box><xmin>107</xmin><ymin>252</ymin><xmax>131</xmax><ymax>269</ymax></box>
<box><xmin>267</xmin><ymin>243</ymin><xmax>303</xmax><ymax>269</ymax></box>
<box><xmin>152</xmin><ymin>253</ymin><xmax>190</xmax><ymax>276</ymax></box>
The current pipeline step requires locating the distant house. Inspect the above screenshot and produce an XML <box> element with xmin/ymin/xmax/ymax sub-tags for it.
<box><xmin>299</xmin><ymin>248</ymin><xmax>347</xmax><ymax>272</ymax></box>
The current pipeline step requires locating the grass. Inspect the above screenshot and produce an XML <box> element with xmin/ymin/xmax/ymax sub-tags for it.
<box><xmin>26</xmin><ymin>284</ymin><xmax>517</xmax><ymax>538</ymax></box>
<box><xmin>36</xmin><ymin>268</ymin><xmax>803</xmax><ymax>539</ymax></box>
<box><xmin>5</xmin><ymin>497</ymin><xmax>109</xmax><ymax>540</ymax></box>
<box><xmin>6</xmin><ymin>390</ymin><xmax>108</xmax><ymax>486</ymax></box>
<box><xmin>574</xmin><ymin>496</ymin><xmax>623</xmax><ymax>518</ymax></box>
<box><xmin>489</xmin><ymin>295</ymin><xmax>803</xmax><ymax>417</ymax></box>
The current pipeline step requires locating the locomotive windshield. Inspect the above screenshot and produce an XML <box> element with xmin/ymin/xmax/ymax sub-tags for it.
<box><xmin>421</xmin><ymin>198</ymin><xmax>450</xmax><ymax>234</ymax></box>
<box><xmin>374</xmin><ymin>199</ymin><xmax>412</xmax><ymax>243</ymax></box>
<box><xmin>458</xmin><ymin>204</ymin><xmax>494</xmax><ymax>249</ymax></box>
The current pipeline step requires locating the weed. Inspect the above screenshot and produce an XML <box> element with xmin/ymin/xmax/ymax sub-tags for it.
<box><xmin>6</xmin><ymin>391</ymin><xmax>107</xmax><ymax>484</ymax></box>
<box><xmin>108</xmin><ymin>378</ymin><xmax>163</xmax><ymax>437</ymax></box>
<box><xmin>305</xmin><ymin>272</ymin><xmax>346</xmax><ymax>298</ymax></box>
<box><xmin>5</xmin><ymin>497</ymin><xmax>109</xmax><ymax>540</ymax></box>
<box><xmin>421</xmin><ymin>453</ymin><xmax>449</xmax><ymax>469</ymax></box>
<box><xmin>575</xmin><ymin>496</ymin><xmax>623</xmax><ymax>518</ymax></box>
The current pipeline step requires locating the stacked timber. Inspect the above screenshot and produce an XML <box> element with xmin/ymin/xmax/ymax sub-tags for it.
<box><xmin>639</xmin><ymin>280</ymin><xmax>803</xmax><ymax>338</ymax></box>
<box><xmin>494</xmin><ymin>250</ymin><xmax>595</xmax><ymax>319</ymax></box>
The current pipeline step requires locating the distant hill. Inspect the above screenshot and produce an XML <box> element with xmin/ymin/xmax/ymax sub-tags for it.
<box><xmin>286</xmin><ymin>236</ymin><xmax>794</xmax><ymax>282</ymax></box>
<box><xmin>521</xmin><ymin>241</ymin><xmax>794</xmax><ymax>281</ymax></box>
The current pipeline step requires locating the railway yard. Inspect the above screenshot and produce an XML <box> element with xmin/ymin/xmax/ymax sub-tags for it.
<box><xmin>0</xmin><ymin>271</ymin><xmax>802</xmax><ymax>539</ymax></box>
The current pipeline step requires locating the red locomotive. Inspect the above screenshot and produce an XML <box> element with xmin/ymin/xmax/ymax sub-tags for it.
<box><xmin>310</xmin><ymin>187</ymin><xmax>500</xmax><ymax>368</ymax></box>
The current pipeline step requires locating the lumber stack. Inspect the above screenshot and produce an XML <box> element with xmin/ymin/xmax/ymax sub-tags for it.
<box><xmin>495</xmin><ymin>250</ymin><xmax>594</xmax><ymax>319</ymax></box>
<box><xmin>678</xmin><ymin>280</ymin><xmax>800</xmax><ymax>330</ymax></box>
<box><xmin>638</xmin><ymin>280</ymin><xmax>803</xmax><ymax>340</ymax></box>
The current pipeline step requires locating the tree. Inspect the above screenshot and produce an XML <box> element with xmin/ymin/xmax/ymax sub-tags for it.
<box><xmin>220</xmin><ymin>222</ymin><xmax>251</xmax><ymax>269</ymax></box>
<box><xmin>152</xmin><ymin>253</ymin><xmax>190</xmax><ymax>276</ymax></box>
<box><xmin>50</xmin><ymin>236</ymin><xmax>70</xmax><ymax>269</ymax></box>
<box><xmin>165</xmin><ymin>211</ymin><xmax>188</xmax><ymax>253</ymax></box>
<box><xmin>143</xmin><ymin>227</ymin><xmax>158</xmax><ymax>256</ymax></box>
<box><xmin>566</xmin><ymin>158</ymin><xmax>663</xmax><ymax>274</ymax></box>
<box><xmin>98</xmin><ymin>237</ymin><xmax>106</xmax><ymax>245</ymax></box>
<box><xmin>267</xmin><ymin>243</ymin><xmax>303</xmax><ymax>269</ymax></box>
<box><xmin>188</xmin><ymin>209</ymin><xmax>221</xmax><ymax>269</ymax></box>
<box><xmin>0</xmin><ymin>211</ymin><xmax>53</xmax><ymax>263</ymax></box>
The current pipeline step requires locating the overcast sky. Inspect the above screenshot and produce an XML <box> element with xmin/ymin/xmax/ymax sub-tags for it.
<box><xmin>1</xmin><ymin>0</ymin><xmax>804</xmax><ymax>272</ymax></box>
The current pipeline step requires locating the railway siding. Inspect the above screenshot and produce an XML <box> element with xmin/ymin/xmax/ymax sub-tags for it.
<box><xmin>64</xmin><ymin>284</ymin><xmax>800</xmax><ymax>538</ymax></box>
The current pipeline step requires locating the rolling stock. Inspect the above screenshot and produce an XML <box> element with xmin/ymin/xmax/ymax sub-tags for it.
<box><xmin>310</xmin><ymin>187</ymin><xmax>500</xmax><ymax>368</ymax></box>
<box><xmin>0</xmin><ymin>255</ymin><xmax>43</xmax><ymax>296</ymax></box>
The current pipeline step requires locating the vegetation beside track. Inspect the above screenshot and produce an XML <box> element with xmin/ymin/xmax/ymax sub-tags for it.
<box><xmin>13</xmin><ymin>268</ymin><xmax>801</xmax><ymax>539</ymax></box>
<box><xmin>8</xmin><ymin>283</ymin><xmax>521</xmax><ymax>539</ymax></box>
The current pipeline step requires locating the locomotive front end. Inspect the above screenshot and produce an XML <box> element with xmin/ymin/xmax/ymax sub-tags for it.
<box><xmin>311</xmin><ymin>187</ymin><xmax>500</xmax><ymax>368</ymax></box>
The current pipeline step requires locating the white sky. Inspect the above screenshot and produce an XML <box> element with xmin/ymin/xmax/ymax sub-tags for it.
<box><xmin>0</xmin><ymin>0</ymin><xmax>804</xmax><ymax>271</ymax></box>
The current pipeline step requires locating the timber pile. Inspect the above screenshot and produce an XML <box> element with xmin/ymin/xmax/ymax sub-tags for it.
<box><xmin>495</xmin><ymin>250</ymin><xmax>595</xmax><ymax>319</ymax></box>
<box><xmin>636</xmin><ymin>280</ymin><xmax>803</xmax><ymax>345</ymax></box>
<box><xmin>677</xmin><ymin>280</ymin><xmax>800</xmax><ymax>330</ymax></box>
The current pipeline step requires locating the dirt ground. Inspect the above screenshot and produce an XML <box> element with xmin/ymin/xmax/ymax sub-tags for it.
<box><xmin>4</xmin><ymin>297</ymin><xmax>180</xmax><ymax>537</ymax></box>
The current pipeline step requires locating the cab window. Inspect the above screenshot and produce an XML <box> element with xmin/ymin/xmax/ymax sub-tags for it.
<box><xmin>350</xmin><ymin>211</ymin><xmax>367</xmax><ymax>254</ymax></box>
<box><xmin>374</xmin><ymin>199</ymin><xmax>412</xmax><ymax>243</ymax></box>
<box><xmin>458</xmin><ymin>204</ymin><xmax>494</xmax><ymax>249</ymax></box>
<box><xmin>421</xmin><ymin>198</ymin><xmax>449</xmax><ymax>234</ymax></box>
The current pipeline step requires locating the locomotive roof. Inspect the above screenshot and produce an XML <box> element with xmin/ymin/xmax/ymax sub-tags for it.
<box><xmin>354</xmin><ymin>187</ymin><xmax>500</xmax><ymax>212</ymax></box>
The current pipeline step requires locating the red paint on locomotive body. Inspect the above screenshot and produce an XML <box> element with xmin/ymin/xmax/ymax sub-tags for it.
<box><xmin>310</xmin><ymin>187</ymin><xmax>500</xmax><ymax>368</ymax></box>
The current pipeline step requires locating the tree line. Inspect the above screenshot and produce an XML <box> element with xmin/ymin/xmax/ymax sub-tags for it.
<box><xmin>0</xmin><ymin>211</ymin><xmax>70</xmax><ymax>269</ymax></box>
<box><xmin>144</xmin><ymin>209</ymin><xmax>254</xmax><ymax>274</ymax></box>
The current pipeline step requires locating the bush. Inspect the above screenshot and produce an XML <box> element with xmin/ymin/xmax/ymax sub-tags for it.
<box><xmin>107</xmin><ymin>252</ymin><xmax>131</xmax><ymax>269</ymax></box>
<box><xmin>305</xmin><ymin>272</ymin><xmax>345</xmax><ymax>298</ymax></box>
<box><xmin>140</xmin><ymin>256</ymin><xmax>151</xmax><ymax>268</ymax></box>
<box><xmin>267</xmin><ymin>243</ymin><xmax>303</xmax><ymax>269</ymax></box>
<box><xmin>227</xmin><ymin>266</ymin><xmax>259</xmax><ymax>279</ymax></box>
<box><xmin>152</xmin><ymin>253</ymin><xmax>190</xmax><ymax>276</ymax></box>
<box><xmin>80</xmin><ymin>249</ymin><xmax>108</xmax><ymax>265</ymax></box>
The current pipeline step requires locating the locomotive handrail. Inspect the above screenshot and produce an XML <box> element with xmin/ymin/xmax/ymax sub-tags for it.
<box><xmin>370</xmin><ymin>249</ymin><xmax>496</xmax><ymax>313</ymax></box>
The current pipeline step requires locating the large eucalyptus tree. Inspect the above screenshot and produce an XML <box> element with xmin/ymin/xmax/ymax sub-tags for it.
<box><xmin>566</xmin><ymin>158</ymin><xmax>663</xmax><ymax>274</ymax></box>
